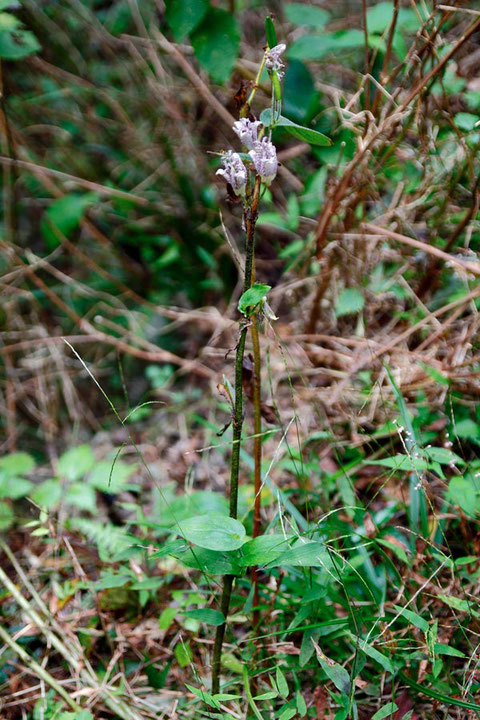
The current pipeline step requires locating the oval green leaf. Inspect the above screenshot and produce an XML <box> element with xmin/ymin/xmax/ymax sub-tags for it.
<box><xmin>238</xmin><ymin>284</ymin><xmax>271</xmax><ymax>316</ymax></box>
<box><xmin>177</xmin><ymin>513</ymin><xmax>246</xmax><ymax>551</ymax></box>
<box><xmin>183</xmin><ymin>608</ymin><xmax>225</xmax><ymax>626</ymax></box>
<box><xmin>259</xmin><ymin>109</ymin><xmax>331</xmax><ymax>146</ymax></box>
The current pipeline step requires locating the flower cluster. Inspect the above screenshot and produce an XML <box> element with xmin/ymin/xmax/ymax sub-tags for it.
<box><xmin>233</xmin><ymin>118</ymin><xmax>261</xmax><ymax>151</ymax></box>
<box><xmin>216</xmin><ymin>41</ymin><xmax>286</xmax><ymax>197</ymax></box>
<box><xmin>249</xmin><ymin>137</ymin><xmax>278</xmax><ymax>186</ymax></box>
<box><xmin>265</xmin><ymin>43</ymin><xmax>286</xmax><ymax>79</ymax></box>
<box><xmin>216</xmin><ymin>150</ymin><xmax>248</xmax><ymax>196</ymax></box>
<box><xmin>217</xmin><ymin>118</ymin><xmax>278</xmax><ymax>195</ymax></box>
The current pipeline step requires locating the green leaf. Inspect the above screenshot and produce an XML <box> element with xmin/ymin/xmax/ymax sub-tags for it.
<box><xmin>283</xmin><ymin>60</ymin><xmax>318</xmax><ymax>124</ymax></box>
<box><xmin>278</xmin><ymin>708</ymin><xmax>296</xmax><ymax>720</ymax></box>
<box><xmin>173</xmin><ymin>546</ymin><xmax>241</xmax><ymax>575</ymax></box>
<box><xmin>57</xmin><ymin>712</ymin><xmax>93</xmax><ymax>720</ymax></box>
<box><xmin>185</xmin><ymin>683</ymin><xmax>221</xmax><ymax>709</ymax></box>
<box><xmin>175</xmin><ymin>640</ymin><xmax>192</xmax><ymax>667</ymax></box>
<box><xmin>367</xmin><ymin>2</ymin><xmax>419</xmax><ymax>34</ymax></box>
<box><xmin>58</xmin><ymin>445</ymin><xmax>95</xmax><ymax>482</ymax></box>
<box><xmin>191</xmin><ymin>8</ymin><xmax>240</xmax><ymax>84</ymax></box>
<box><xmin>158</xmin><ymin>606</ymin><xmax>177</xmax><ymax>630</ymax></box>
<box><xmin>314</xmin><ymin>642</ymin><xmax>351</xmax><ymax>694</ymax></box>
<box><xmin>0</xmin><ymin>475</ymin><xmax>33</xmax><ymax>500</ymax></box>
<box><xmin>65</xmin><ymin>483</ymin><xmax>97</xmax><ymax>512</ymax></box>
<box><xmin>130</xmin><ymin>577</ymin><xmax>164</xmax><ymax>590</ymax></box>
<box><xmin>30</xmin><ymin>479</ymin><xmax>62</xmax><ymax>509</ymax></box>
<box><xmin>177</xmin><ymin>513</ymin><xmax>246</xmax><ymax>551</ymax></box>
<box><xmin>265</xmin><ymin>16</ymin><xmax>277</xmax><ymax>47</ymax></box>
<box><xmin>447</xmin><ymin>477</ymin><xmax>477</xmax><ymax>515</ymax></box>
<box><xmin>288</xmin><ymin>29</ymin><xmax>364</xmax><ymax>61</ymax></box>
<box><xmin>158</xmin><ymin>490</ymin><xmax>228</xmax><ymax>526</ymax></box>
<box><xmin>400</xmin><ymin>670</ymin><xmax>480</xmax><ymax>711</ymax></box>
<box><xmin>88</xmin><ymin>459</ymin><xmax>137</xmax><ymax>492</ymax></box>
<box><xmin>454</xmin><ymin>112</ymin><xmax>479</xmax><ymax>132</ymax></box>
<box><xmin>296</xmin><ymin>691</ymin><xmax>307</xmax><ymax>717</ymax></box>
<box><xmin>164</xmin><ymin>0</ymin><xmax>208</xmax><ymax>40</ymax></box>
<box><xmin>260</xmin><ymin>109</ymin><xmax>331</xmax><ymax>146</ymax></box>
<box><xmin>350</xmin><ymin>635</ymin><xmax>394</xmax><ymax>673</ymax></box>
<box><xmin>376</xmin><ymin>537</ymin><xmax>408</xmax><ymax>564</ymax></box>
<box><xmin>335</xmin><ymin>288</ymin><xmax>365</xmax><ymax>316</ymax></box>
<box><xmin>419</xmin><ymin>362</ymin><xmax>450</xmax><ymax>386</ymax></box>
<box><xmin>267</xmin><ymin>541</ymin><xmax>332</xmax><ymax>569</ymax></box>
<box><xmin>276</xmin><ymin>667</ymin><xmax>289</xmax><ymax>699</ymax></box>
<box><xmin>92</xmin><ymin>573</ymin><xmax>132</xmax><ymax>589</ymax></box>
<box><xmin>424</xmin><ymin>447</ymin><xmax>464</xmax><ymax>465</ymax></box>
<box><xmin>0</xmin><ymin>452</ymin><xmax>35</xmax><ymax>477</ymax></box>
<box><xmin>0</xmin><ymin>10</ymin><xmax>20</xmax><ymax>29</ymax></box>
<box><xmin>0</xmin><ymin>27</ymin><xmax>40</xmax><ymax>60</ymax></box>
<box><xmin>434</xmin><ymin>642</ymin><xmax>465</xmax><ymax>658</ymax></box>
<box><xmin>238</xmin><ymin>284</ymin><xmax>271</xmax><ymax>316</ymax></box>
<box><xmin>369</xmin><ymin>455</ymin><xmax>428</xmax><ymax>472</ymax></box>
<box><xmin>372</xmin><ymin>703</ymin><xmax>399</xmax><ymax>720</ymax></box>
<box><xmin>183</xmin><ymin>608</ymin><xmax>225</xmax><ymax>626</ymax></box>
<box><xmin>391</xmin><ymin>604</ymin><xmax>429</xmax><ymax>633</ymax></box>
<box><xmin>284</xmin><ymin>4</ymin><xmax>329</xmax><ymax>29</ymax></box>
<box><xmin>239</xmin><ymin>534</ymin><xmax>291</xmax><ymax>567</ymax></box>
<box><xmin>151</xmin><ymin>539</ymin><xmax>188</xmax><ymax>559</ymax></box>
<box><xmin>438</xmin><ymin>594</ymin><xmax>477</xmax><ymax>615</ymax></box>
<box><xmin>41</xmin><ymin>193</ymin><xmax>99</xmax><ymax>251</ymax></box>
<box><xmin>454</xmin><ymin>419</ymin><xmax>479</xmax><ymax>439</ymax></box>
<box><xmin>254</xmin><ymin>690</ymin><xmax>278</xmax><ymax>700</ymax></box>
<box><xmin>0</xmin><ymin>501</ymin><xmax>14</xmax><ymax>530</ymax></box>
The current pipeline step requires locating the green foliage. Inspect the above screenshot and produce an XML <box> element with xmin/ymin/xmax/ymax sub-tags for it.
<box><xmin>58</xmin><ymin>445</ymin><xmax>95</xmax><ymax>482</ymax></box>
<box><xmin>164</xmin><ymin>0</ymin><xmax>209</xmax><ymax>40</ymax></box>
<box><xmin>371</xmin><ymin>704</ymin><xmax>398</xmax><ymax>720</ymax></box>
<box><xmin>265</xmin><ymin>16</ymin><xmax>277</xmax><ymax>48</ymax></box>
<box><xmin>0</xmin><ymin>501</ymin><xmax>14</xmax><ymax>530</ymax></box>
<box><xmin>177</xmin><ymin>513</ymin><xmax>245</xmax><ymax>551</ymax></box>
<box><xmin>41</xmin><ymin>194</ymin><xmax>99</xmax><ymax>251</ymax></box>
<box><xmin>289</xmin><ymin>29</ymin><xmax>365</xmax><ymax>61</ymax></box>
<box><xmin>87</xmin><ymin>459</ymin><xmax>137</xmax><ymax>493</ymax></box>
<box><xmin>191</xmin><ymin>8</ymin><xmax>240</xmax><ymax>84</ymax></box>
<box><xmin>284</xmin><ymin>4</ymin><xmax>329</xmax><ymax>29</ymax></box>
<box><xmin>0</xmin><ymin>5</ymin><xmax>40</xmax><ymax>60</ymax></box>
<box><xmin>260</xmin><ymin>109</ymin><xmax>331</xmax><ymax>146</ymax></box>
<box><xmin>238</xmin><ymin>284</ymin><xmax>271</xmax><ymax>317</ymax></box>
<box><xmin>182</xmin><ymin>608</ymin><xmax>224</xmax><ymax>626</ymax></box>
<box><xmin>335</xmin><ymin>288</ymin><xmax>365</xmax><ymax>316</ymax></box>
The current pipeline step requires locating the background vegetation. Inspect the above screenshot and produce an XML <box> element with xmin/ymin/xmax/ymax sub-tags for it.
<box><xmin>1</xmin><ymin>1</ymin><xmax>480</xmax><ymax>718</ymax></box>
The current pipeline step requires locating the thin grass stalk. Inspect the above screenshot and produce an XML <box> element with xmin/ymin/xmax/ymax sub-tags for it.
<box><xmin>212</xmin><ymin>175</ymin><xmax>262</xmax><ymax>694</ymax></box>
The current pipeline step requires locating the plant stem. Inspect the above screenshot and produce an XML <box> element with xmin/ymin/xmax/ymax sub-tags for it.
<box><xmin>212</xmin><ymin>175</ymin><xmax>261</xmax><ymax>694</ymax></box>
<box><xmin>250</xmin><ymin>294</ymin><xmax>262</xmax><ymax>627</ymax></box>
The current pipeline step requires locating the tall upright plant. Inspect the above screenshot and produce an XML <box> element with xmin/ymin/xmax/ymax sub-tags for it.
<box><xmin>211</xmin><ymin>17</ymin><xmax>330</xmax><ymax>693</ymax></box>
<box><xmin>211</xmin><ymin>19</ymin><xmax>286</xmax><ymax>695</ymax></box>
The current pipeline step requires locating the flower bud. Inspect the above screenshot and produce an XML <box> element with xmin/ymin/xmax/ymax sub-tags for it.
<box><xmin>232</xmin><ymin>118</ymin><xmax>262</xmax><ymax>151</ymax></box>
<box><xmin>249</xmin><ymin>138</ymin><xmax>278</xmax><ymax>185</ymax></box>
<box><xmin>265</xmin><ymin>43</ymin><xmax>286</xmax><ymax>79</ymax></box>
<box><xmin>216</xmin><ymin>150</ymin><xmax>247</xmax><ymax>196</ymax></box>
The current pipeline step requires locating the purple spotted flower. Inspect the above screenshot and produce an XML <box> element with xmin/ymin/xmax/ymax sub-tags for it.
<box><xmin>232</xmin><ymin>118</ymin><xmax>262</xmax><ymax>150</ymax></box>
<box><xmin>265</xmin><ymin>43</ymin><xmax>286</xmax><ymax>79</ymax></box>
<box><xmin>216</xmin><ymin>150</ymin><xmax>247</xmax><ymax>196</ymax></box>
<box><xmin>249</xmin><ymin>138</ymin><xmax>278</xmax><ymax>185</ymax></box>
